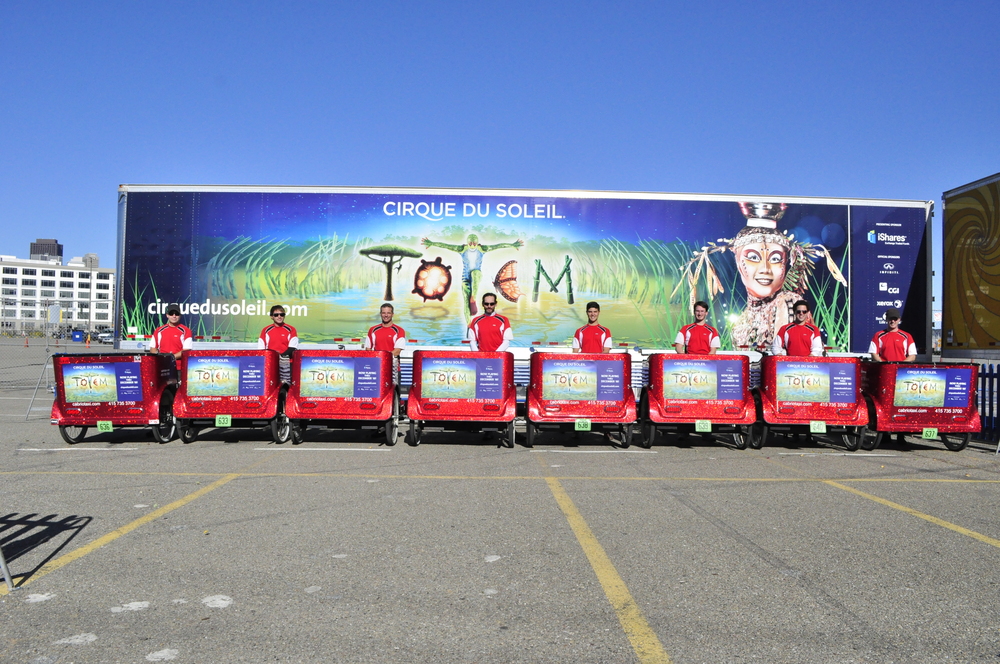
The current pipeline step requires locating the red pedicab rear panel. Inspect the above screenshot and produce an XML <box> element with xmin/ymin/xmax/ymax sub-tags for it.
<box><xmin>759</xmin><ymin>355</ymin><xmax>867</xmax><ymax>427</ymax></box>
<box><xmin>50</xmin><ymin>353</ymin><xmax>173</xmax><ymax>427</ymax></box>
<box><xmin>526</xmin><ymin>352</ymin><xmax>636</xmax><ymax>425</ymax></box>
<box><xmin>407</xmin><ymin>350</ymin><xmax>516</xmax><ymax>423</ymax></box>
<box><xmin>173</xmin><ymin>350</ymin><xmax>281</xmax><ymax>421</ymax></box>
<box><xmin>646</xmin><ymin>354</ymin><xmax>755</xmax><ymax>425</ymax></box>
<box><xmin>285</xmin><ymin>350</ymin><xmax>394</xmax><ymax>420</ymax></box>
<box><xmin>862</xmin><ymin>362</ymin><xmax>980</xmax><ymax>435</ymax></box>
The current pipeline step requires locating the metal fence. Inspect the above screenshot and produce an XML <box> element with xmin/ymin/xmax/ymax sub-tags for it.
<box><xmin>0</xmin><ymin>338</ymin><xmax>102</xmax><ymax>390</ymax></box>
<box><xmin>979</xmin><ymin>364</ymin><xmax>1000</xmax><ymax>443</ymax></box>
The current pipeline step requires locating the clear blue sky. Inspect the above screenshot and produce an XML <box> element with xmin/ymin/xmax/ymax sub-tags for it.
<box><xmin>2</xmin><ymin>1</ymin><xmax>998</xmax><ymax>309</ymax></box>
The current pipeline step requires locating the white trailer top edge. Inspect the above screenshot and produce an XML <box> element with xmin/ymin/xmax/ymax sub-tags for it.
<box><xmin>118</xmin><ymin>184</ymin><xmax>932</xmax><ymax>209</ymax></box>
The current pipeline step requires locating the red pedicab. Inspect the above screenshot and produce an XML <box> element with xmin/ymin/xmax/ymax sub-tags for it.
<box><xmin>640</xmin><ymin>353</ymin><xmax>756</xmax><ymax>449</ymax></box>
<box><xmin>860</xmin><ymin>362</ymin><xmax>980</xmax><ymax>451</ymax></box>
<box><xmin>525</xmin><ymin>351</ymin><xmax>636</xmax><ymax>447</ymax></box>
<box><xmin>50</xmin><ymin>352</ymin><xmax>178</xmax><ymax>444</ymax></box>
<box><xmin>284</xmin><ymin>349</ymin><xmax>399</xmax><ymax>445</ymax></box>
<box><xmin>406</xmin><ymin>350</ymin><xmax>517</xmax><ymax>448</ymax></box>
<box><xmin>756</xmin><ymin>355</ymin><xmax>868</xmax><ymax>450</ymax></box>
<box><xmin>172</xmin><ymin>349</ymin><xmax>289</xmax><ymax>443</ymax></box>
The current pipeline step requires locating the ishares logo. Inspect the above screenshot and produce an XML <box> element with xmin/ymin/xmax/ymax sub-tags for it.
<box><xmin>867</xmin><ymin>230</ymin><xmax>877</xmax><ymax>244</ymax></box>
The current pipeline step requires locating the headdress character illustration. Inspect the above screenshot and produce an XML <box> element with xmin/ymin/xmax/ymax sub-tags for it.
<box><xmin>672</xmin><ymin>202</ymin><xmax>847</xmax><ymax>350</ymax></box>
<box><xmin>421</xmin><ymin>234</ymin><xmax>524</xmax><ymax>317</ymax></box>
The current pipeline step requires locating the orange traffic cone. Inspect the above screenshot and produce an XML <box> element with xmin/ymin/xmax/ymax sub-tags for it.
<box><xmin>24</xmin><ymin>335</ymin><xmax>28</xmax><ymax>348</ymax></box>
<box><xmin>85</xmin><ymin>334</ymin><xmax>90</xmax><ymax>349</ymax></box>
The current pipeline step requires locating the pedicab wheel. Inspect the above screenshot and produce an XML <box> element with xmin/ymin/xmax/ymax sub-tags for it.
<box><xmin>385</xmin><ymin>393</ymin><xmax>399</xmax><ymax>446</ymax></box>
<box><xmin>619</xmin><ymin>423</ymin><xmax>632</xmax><ymax>449</ymax></box>
<box><xmin>841</xmin><ymin>427</ymin><xmax>861</xmax><ymax>452</ymax></box>
<box><xmin>178</xmin><ymin>421</ymin><xmax>198</xmax><ymax>444</ymax></box>
<box><xmin>732</xmin><ymin>427</ymin><xmax>749</xmax><ymax>450</ymax></box>
<box><xmin>151</xmin><ymin>390</ymin><xmax>177</xmax><ymax>443</ymax></box>
<box><xmin>59</xmin><ymin>425</ymin><xmax>88</xmax><ymax>445</ymax></box>
<box><xmin>271</xmin><ymin>413</ymin><xmax>291</xmax><ymax>444</ymax></box>
<box><xmin>407</xmin><ymin>419</ymin><xmax>421</xmax><ymax>446</ymax></box>
<box><xmin>748</xmin><ymin>423</ymin><xmax>767</xmax><ymax>450</ymax></box>
<box><xmin>525</xmin><ymin>420</ymin><xmax>536</xmax><ymax>448</ymax></box>
<box><xmin>291</xmin><ymin>420</ymin><xmax>305</xmax><ymax>445</ymax></box>
<box><xmin>859</xmin><ymin>428</ymin><xmax>882</xmax><ymax>451</ymax></box>
<box><xmin>941</xmin><ymin>431</ymin><xmax>971</xmax><ymax>452</ymax></box>
<box><xmin>505</xmin><ymin>420</ymin><xmax>515</xmax><ymax>449</ymax></box>
<box><xmin>639</xmin><ymin>420</ymin><xmax>655</xmax><ymax>449</ymax></box>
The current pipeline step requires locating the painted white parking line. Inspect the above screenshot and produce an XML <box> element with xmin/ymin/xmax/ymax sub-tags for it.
<box><xmin>18</xmin><ymin>448</ymin><xmax>139</xmax><ymax>452</ymax></box>
<box><xmin>253</xmin><ymin>447</ymin><xmax>391</xmax><ymax>452</ymax></box>
<box><xmin>530</xmin><ymin>449</ymin><xmax>658</xmax><ymax>454</ymax></box>
<box><xmin>777</xmin><ymin>452</ymin><xmax>899</xmax><ymax>457</ymax></box>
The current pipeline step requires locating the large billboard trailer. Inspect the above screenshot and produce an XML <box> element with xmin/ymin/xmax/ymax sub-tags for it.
<box><xmin>116</xmin><ymin>186</ymin><xmax>932</xmax><ymax>356</ymax></box>
<box><xmin>943</xmin><ymin>172</ymin><xmax>1000</xmax><ymax>359</ymax></box>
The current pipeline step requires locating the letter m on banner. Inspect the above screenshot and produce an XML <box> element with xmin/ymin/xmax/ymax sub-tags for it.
<box><xmin>532</xmin><ymin>256</ymin><xmax>574</xmax><ymax>305</ymax></box>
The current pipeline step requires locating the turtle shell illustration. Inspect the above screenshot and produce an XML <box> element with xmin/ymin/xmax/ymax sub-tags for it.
<box><xmin>493</xmin><ymin>260</ymin><xmax>523</xmax><ymax>303</ymax></box>
<box><xmin>412</xmin><ymin>257</ymin><xmax>452</xmax><ymax>302</ymax></box>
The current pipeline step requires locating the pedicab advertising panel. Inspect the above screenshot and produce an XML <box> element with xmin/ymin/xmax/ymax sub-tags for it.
<box><xmin>172</xmin><ymin>349</ymin><xmax>288</xmax><ymax>443</ymax></box>
<box><xmin>525</xmin><ymin>352</ymin><xmax>636</xmax><ymax>447</ymax></box>
<box><xmin>50</xmin><ymin>352</ymin><xmax>178</xmax><ymax>444</ymax></box>
<box><xmin>640</xmin><ymin>353</ymin><xmax>755</xmax><ymax>448</ymax></box>
<box><xmin>406</xmin><ymin>350</ymin><xmax>517</xmax><ymax>447</ymax></box>
<box><xmin>757</xmin><ymin>355</ymin><xmax>867</xmax><ymax>449</ymax></box>
<box><xmin>861</xmin><ymin>362</ymin><xmax>980</xmax><ymax>450</ymax></box>
<box><xmin>284</xmin><ymin>350</ymin><xmax>399</xmax><ymax>445</ymax></box>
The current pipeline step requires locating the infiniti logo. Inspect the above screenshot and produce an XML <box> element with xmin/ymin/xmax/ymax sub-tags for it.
<box><xmin>883</xmin><ymin>263</ymin><xmax>895</xmax><ymax>270</ymax></box>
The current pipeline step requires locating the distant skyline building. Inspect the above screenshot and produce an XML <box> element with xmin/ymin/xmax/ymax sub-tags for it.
<box><xmin>1</xmin><ymin>239</ymin><xmax>114</xmax><ymax>333</ymax></box>
<box><xmin>29</xmin><ymin>238</ymin><xmax>63</xmax><ymax>262</ymax></box>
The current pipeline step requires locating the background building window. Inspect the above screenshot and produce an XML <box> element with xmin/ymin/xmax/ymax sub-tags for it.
<box><xmin>41</xmin><ymin>280</ymin><xmax>55</xmax><ymax>287</ymax></box>
<box><xmin>1</xmin><ymin>278</ymin><xmax>16</xmax><ymax>285</ymax></box>
<box><xmin>77</xmin><ymin>272</ymin><xmax>90</xmax><ymax>278</ymax></box>
<box><xmin>95</xmin><ymin>313</ymin><xmax>109</xmax><ymax>321</ymax></box>
<box><xmin>21</xmin><ymin>279</ymin><xmax>36</xmax><ymax>286</ymax></box>
<box><xmin>59</xmin><ymin>291</ymin><xmax>73</xmax><ymax>298</ymax></box>
<box><xmin>1</xmin><ymin>288</ymin><xmax>15</xmax><ymax>295</ymax></box>
<box><xmin>59</xmin><ymin>281</ymin><xmax>73</xmax><ymax>288</ymax></box>
<box><xmin>96</xmin><ymin>293</ymin><xmax>109</xmax><ymax>300</ymax></box>
<box><xmin>96</xmin><ymin>283</ymin><xmax>110</xmax><ymax>290</ymax></box>
<box><xmin>60</xmin><ymin>271</ymin><xmax>73</xmax><ymax>278</ymax></box>
<box><xmin>97</xmin><ymin>273</ymin><xmax>111</xmax><ymax>280</ymax></box>
<box><xmin>2</xmin><ymin>267</ymin><xmax>16</xmax><ymax>275</ymax></box>
<box><xmin>22</xmin><ymin>268</ymin><xmax>36</xmax><ymax>275</ymax></box>
<box><xmin>78</xmin><ymin>282</ymin><xmax>90</xmax><ymax>289</ymax></box>
<box><xmin>42</xmin><ymin>270</ymin><xmax>55</xmax><ymax>277</ymax></box>
<box><xmin>41</xmin><ymin>290</ymin><xmax>55</xmax><ymax>297</ymax></box>
<box><xmin>22</xmin><ymin>289</ymin><xmax>36</xmax><ymax>296</ymax></box>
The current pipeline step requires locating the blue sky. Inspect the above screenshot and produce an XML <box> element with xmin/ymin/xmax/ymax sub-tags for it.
<box><xmin>2</xmin><ymin>0</ymin><xmax>998</xmax><ymax>310</ymax></box>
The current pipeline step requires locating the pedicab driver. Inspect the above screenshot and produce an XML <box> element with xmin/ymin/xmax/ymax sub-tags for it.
<box><xmin>468</xmin><ymin>292</ymin><xmax>512</xmax><ymax>352</ymax></box>
<box><xmin>149</xmin><ymin>305</ymin><xmax>193</xmax><ymax>360</ymax></box>
<box><xmin>149</xmin><ymin>305</ymin><xmax>193</xmax><ymax>380</ymax></box>
<box><xmin>869</xmin><ymin>307</ymin><xmax>916</xmax><ymax>362</ymax></box>
<box><xmin>364</xmin><ymin>303</ymin><xmax>407</xmax><ymax>382</ymax></box>
<box><xmin>573</xmin><ymin>301</ymin><xmax>612</xmax><ymax>353</ymax></box>
<box><xmin>674</xmin><ymin>301</ymin><xmax>720</xmax><ymax>354</ymax></box>
<box><xmin>259</xmin><ymin>305</ymin><xmax>299</xmax><ymax>382</ymax></box>
<box><xmin>772</xmin><ymin>299</ymin><xmax>824</xmax><ymax>356</ymax></box>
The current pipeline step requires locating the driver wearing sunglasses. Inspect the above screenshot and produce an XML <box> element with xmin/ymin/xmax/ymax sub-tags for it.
<box><xmin>771</xmin><ymin>300</ymin><xmax>824</xmax><ymax>356</ymax></box>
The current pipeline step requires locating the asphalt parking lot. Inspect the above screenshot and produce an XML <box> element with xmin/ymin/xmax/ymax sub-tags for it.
<box><xmin>3</xmin><ymin>392</ymin><xmax>1000</xmax><ymax>664</ymax></box>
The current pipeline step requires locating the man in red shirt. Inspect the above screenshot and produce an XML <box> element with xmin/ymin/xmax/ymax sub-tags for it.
<box><xmin>772</xmin><ymin>300</ymin><xmax>824</xmax><ymax>356</ymax></box>
<box><xmin>869</xmin><ymin>308</ymin><xmax>916</xmax><ymax>362</ymax></box>
<box><xmin>258</xmin><ymin>305</ymin><xmax>299</xmax><ymax>356</ymax></box>
<box><xmin>364</xmin><ymin>303</ymin><xmax>407</xmax><ymax>357</ymax></box>
<box><xmin>573</xmin><ymin>301</ymin><xmax>612</xmax><ymax>353</ymax></box>
<box><xmin>149</xmin><ymin>306</ymin><xmax>193</xmax><ymax>360</ymax></box>
<box><xmin>468</xmin><ymin>292</ymin><xmax>512</xmax><ymax>352</ymax></box>
<box><xmin>673</xmin><ymin>301</ymin><xmax>720</xmax><ymax>354</ymax></box>
<box><xmin>259</xmin><ymin>305</ymin><xmax>298</xmax><ymax>383</ymax></box>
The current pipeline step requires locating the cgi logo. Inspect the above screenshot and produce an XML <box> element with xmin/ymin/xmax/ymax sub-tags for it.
<box><xmin>879</xmin><ymin>282</ymin><xmax>887</xmax><ymax>291</ymax></box>
<box><xmin>867</xmin><ymin>230</ymin><xmax>877</xmax><ymax>244</ymax></box>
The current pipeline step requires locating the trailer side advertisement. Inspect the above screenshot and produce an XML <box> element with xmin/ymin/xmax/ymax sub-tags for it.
<box><xmin>118</xmin><ymin>188</ymin><xmax>929</xmax><ymax>354</ymax></box>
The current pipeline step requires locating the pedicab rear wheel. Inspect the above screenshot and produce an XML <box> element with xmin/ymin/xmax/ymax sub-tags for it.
<box><xmin>59</xmin><ymin>425</ymin><xmax>88</xmax><ymax>444</ymax></box>
<box><xmin>525</xmin><ymin>420</ymin><xmax>536</xmax><ymax>448</ymax></box>
<box><xmin>859</xmin><ymin>428</ymin><xmax>882</xmax><ymax>451</ymax></box>
<box><xmin>178</xmin><ymin>420</ymin><xmax>198</xmax><ymax>444</ymax></box>
<box><xmin>941</xmin><ymin>431</ymin><xmax>971</xmax><ymax>452</ymax></box>
<box><xmin>841</xmin><ymin>427</ymin><xmax>861</xmax><ymax>452</ymax></box>
<box><xmin>505</xmin><ymin>420</ymin><xmax>515</xmax><ymax>448</ymax></box>
<box><xmin>385</xmin><ymin>392</ymin><xmax>399</xmax><ymax>446</ymax></box>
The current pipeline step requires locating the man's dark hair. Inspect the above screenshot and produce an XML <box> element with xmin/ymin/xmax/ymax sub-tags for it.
<box><xmin>380</xmin><ymin>303</ymin><xmax>394</xmax><ymax>312</ymax></box>
<box><xmin>482</xmin><ymin>292</ymin><xmax>498</xmax><ymax>304</ymax></box>
<box><xmin>693</xmin><ymin>301</ymin><xmax>709</xmax><ymax>312</ymax></box>
<box><xmin>793</xmin><ymin>300</ymin><xmax>810</xmax><ymax>312</ymax></box>
<box><xmin>269</xmin><ymin>305</ymin><xmax>286</xmax><ymax>316</ymax></box>
<box><xmin>586</xmin><ymin>301</ymin><xmax>600</xmax><ymax>311</ymax></box>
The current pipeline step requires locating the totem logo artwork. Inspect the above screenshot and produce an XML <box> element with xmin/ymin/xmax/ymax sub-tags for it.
<box><xmin>119</xmin><ymin>189</ymin><xmax>924</xmax><ymax>353</ymax></box>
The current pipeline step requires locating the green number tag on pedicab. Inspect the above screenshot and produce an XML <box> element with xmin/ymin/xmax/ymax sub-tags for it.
<box><xmin>215</xmin><ymin>414</ymin><xmax>232</xmax><ymax>427</ymax></box>
<box><xmin>97</xmin><ymin>420</ymin><xmax>113</xmax><ymax>433</ymax></box>
<box><xmin>922</xmin><ymin>427</ymin><xmax>938</xmax><ymax>440</ymax></box>
<box><xmin>695</xmin><ymin>420</ymin><xmax>712</xmax><ymax>433</ymax></box>
<box><xmin>809</xmin><ymin>420</ymin><xmax>827</xmax><ymax>434</ymax></box>
<box><xmin>574</xmin><ymin>418</ymin><xmax>591</xmax><ymax>431</ymax></box>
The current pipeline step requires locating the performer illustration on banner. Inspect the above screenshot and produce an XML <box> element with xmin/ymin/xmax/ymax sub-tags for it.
<box><xmin>421</xmin><ymin>233</ymin><xmax>523</xmax><ymax>318</ymax></box>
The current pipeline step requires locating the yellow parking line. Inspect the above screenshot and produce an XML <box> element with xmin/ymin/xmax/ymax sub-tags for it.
<box><xmin>0</xmin><ymin>473</ymin><xmax>240</xmax><ymax>595</ymax></box>
<box><xmin>546</xmin><ymin>477</ymin><xmax>671</xmax><ymax>664</ymax></box>
<box><xmin>824</xmin><ymin>480</ymin><xmax>1000</xmax><ymax>549</ymax></box>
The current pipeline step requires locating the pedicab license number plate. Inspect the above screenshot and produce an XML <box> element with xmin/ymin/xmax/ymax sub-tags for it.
<box><xmin>574</xmin><ymin>419</ymin><xmax>591</xmax><ymax>431</ymax></box>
